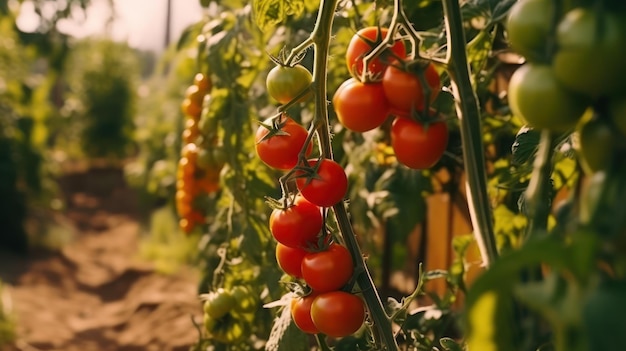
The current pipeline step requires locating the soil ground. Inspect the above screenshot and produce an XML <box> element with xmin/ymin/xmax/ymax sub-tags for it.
<box><xmin>0</xmin><ymin>167</ymin><xmax>203</xmax><ymax>351</ymax></box>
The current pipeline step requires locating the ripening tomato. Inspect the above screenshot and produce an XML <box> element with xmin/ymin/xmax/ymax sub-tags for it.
<box><xmin>194</xmin><ymin>72</ymin><xmax>212</xmax><ymax>93</ymax></box>
<box><xmin>310</xmin><ymin>291</ymin><xmax>365</xmax><ymax>338</ymax></box>
<box><xmin>255</xmin><ymin>116</ymin><xmax>312</xmax><ymax>170</ymax></box>
<box><xmin>266</xmin><ymin>64</ymin><xmax>313</xmax><ymax>104</ymax></box>
<box><xmin>382</xmin><ymin>62</ymin><xmax>441</xmax><ymax>114</ymax></box>
<box><xmin>505</xmin><ymin>0</ymin><xmax>554</xmax><ymax>61</ymax></box>
<box><xmin>508</xmin><ymin>63</ymin><xmax>588</xmax><ymax>131</ymax></box>
<box><xmin>333</xmin><ymin>78</ymin><xmax>390</xmax><ymax>132</ymax></box>
<box><xmin>390</xmin><ymin>116</ymin><xmax>448</xmax><ymax>169</ymax></box>
<box><xmin>291</xmin><ymin>293</ymin><xmax>320</xmax><ymax>334</ymax></box>
<box><xmin>346</xmin><ymin>26</ymin><xmax>406</xmax><ymax>78</ymax></box>
<box><xmin>185</xmin><ymin>84</ymin><xmax>206</xmax><ymax>106</ymax></box>
<box><xmin>269</xmin><ymin>196</ymin><xmax>323</xmax><ymax>249</ymax></box>
<box><xmin>296</xmin><ymin>158</ymin><xmax>348</xmax><ymax>208</ymax></box>
<box><xmin>301</xmin><ymin>243</ymin><xmax>354</xmax><ymax>292</ymax></box>
<box><xmin>181</xmin><ymin>98</ymin><xmax>202</xmax><ymax>119</ymax></box>
<box><xmin>276</xmin><ymin>243</ymin><xmax>307</xmax><ymax>278</ymax></box>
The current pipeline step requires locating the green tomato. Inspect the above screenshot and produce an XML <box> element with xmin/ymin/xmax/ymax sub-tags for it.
<box><xmin>203</xmin><ymin>288</ymin><xmax>235</xmax><ymax>319</ymax></box>
<box><xmin>578</xmin><ymin>117</ymin><xmax>616</xmax><ymax>174</ymax></box>
<box><xmin>508</xmin><ymin>63</ymin><xmax>588</xmax><ymax>132</ymax></box>
<box><xmin>266</xmin><ymin>64</ymin><xmax>313</xmax><ymax>105</ymax></box>
<box><xmin>231</xmin><ymin>286</ymin><xmax>257</xmax><ymax>315</ymax></box>
<box><xmin>506</xmin><ymin>0</ymin><xmax>554</xmax><ymax>62</ymax></box>
<box><xmin>553</xmin><ymin>8</ymin><xmax>626</xmax><ymax>98</ymax></box>
<box><xmin>203</xmin><ymin>313</ymin><xmax>217</xmax><ymax>334</ymax></box>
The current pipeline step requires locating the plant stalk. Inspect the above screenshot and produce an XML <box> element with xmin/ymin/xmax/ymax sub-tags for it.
<box><xmin>523</xmin><ymin>130</ymin><xmax>555</xmax><ymax>240</ymax></box>
<box><xmin>442</xmin><ymin>0</ymin><xmax>499</xmax><ymax>267</ymax></box>
<box><xmin>307</xmin><ymin>0</ymin><xmax>398</xmax><ymax>349</ymax></box>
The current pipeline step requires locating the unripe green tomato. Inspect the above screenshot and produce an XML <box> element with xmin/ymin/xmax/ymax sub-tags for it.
<box><xmin>231</xmin><ymin>286</ymin><xmax>257</xmax><ymax>315</ymax></box>
<box><xmin>508</xmin><ymin>63</ymin><xmax>588</xmax><ymax>132</ymax></box>
<box><xmin>203</xmin><ymin>313</ymin><xmax>217</xmax><ymax>334</ymax></box>
<box><xmin>266</xmin><ymin>64</ymin><xmax>312</xmax><ymax>105</ymax></box>
<box><xmin>203</xmin><ymin>288</ymin><xmax>235</xmax><ymax>319</ymax></box>
<box><xmin>506</xmin><ymin>0</ymin><xmax>554</xmax><ymax>62</ymax></box>
<box><xmin>553</xmin><ymin>8</ymin><xmax>626</xmax><ymax>98</ymax></box>
<box><xmin>578</xmin><ymin>117</ymin><xmax>616</xmax><ymax>174</ymax></box>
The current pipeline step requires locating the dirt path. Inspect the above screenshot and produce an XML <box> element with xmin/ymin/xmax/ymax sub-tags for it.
<box><xmin>0</xmin><ymin>167</ymin><xmax>203</xmax><ymax>351</ymax></box>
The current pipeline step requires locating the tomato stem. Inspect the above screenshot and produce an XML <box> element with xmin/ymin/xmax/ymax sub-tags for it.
<box><xmin>315</xmin><ymin>333</ymin><xmax>332</xmax><ymax>351</ymax></box>
<box><xmin>523</xmin><ymin>130</ymin><xmax>556</xmax><ymax>241</ymax></box>
<box><xmin>442</xmin><ymin>0</ymin><xmax>499</xmax><ymax>266</ymax></box>
<box><xmin>304</xmin><ymin>0</ymin><xmax>399</xmax><ymax>349</ymax></box>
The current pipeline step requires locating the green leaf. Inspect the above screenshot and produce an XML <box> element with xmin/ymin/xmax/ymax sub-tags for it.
<box><xmin>511</xmin><ymin>126</ymin><xmax>540</xmax><ymax>166</ymax></box>
<box><xmin>252</xmin><ymin>0</ymin><xmax>305</xmax><ymax>31</ymax></box>
<box><xmin>265</xmin><ymin>305</ymin><xmax>309</xmax><ymax>351</ymax></box>
<box><xmin>440</xmin><ymin>337</ymin><xmax>464</xmax><ymax>351</ymax></box>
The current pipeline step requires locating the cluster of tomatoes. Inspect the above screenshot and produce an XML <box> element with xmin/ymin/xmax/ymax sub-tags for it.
<box><xmin>176</xmin><ymin>73</ymin><xmax>224</xmax><ymax>233</ymax></box>
<box><xmin>334</xmin><ymin>26</ymin><xmax>449</xmax><ymax>169</ymax></box>
<box><xmin>256</xmin><ymin>64</ymin><xmax>366</xmax><ymax>337</ymax></box>
<box><xmin>201</xmin><ymin>286</ymin><xmax>258</xmax><ymax>344</ymax></box>
<box><xmin>507</xmin><ymin>0</ymin><xmax>626</xmax><ymax>173</ymax></box>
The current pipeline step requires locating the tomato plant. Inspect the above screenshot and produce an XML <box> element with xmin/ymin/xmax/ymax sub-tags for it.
<box><xmin>333</xmin><ymin>78</ymin><xmax>390</xmax><ymax>132</ymax></box>
<box><xmin>345</xmin><ymin>26</ymin><xmax>406</xmax><ymax>78</ymax></box>
<box><xmin>266</xmin><ymin>64</ymin><xmax>313</xmax><ymax>104</ymax></box>
<box><xmin>310</xmin><ymin>291</ymin><xmax>366</xmax><ymax>338</ymax></box>
<box><xmin>390</xmin><ymin>116</ymin><xmax>449</xmax><ymax>169</ymax></box>
<box><xmin>255</xmin><ymin>115</ymin><xmax>312</xmax><ymax>170</ymax></box>
<box><xmin>301</xmin><ymin>243</ymin><xmax>354</xmax><ymax>292</ymax></box>
<box><xmin>295</xmin><ymin>158</ymin><xmax>348</xmax><ymax>208</ymax></box>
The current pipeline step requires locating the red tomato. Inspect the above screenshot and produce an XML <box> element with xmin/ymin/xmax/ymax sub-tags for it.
<box><xmin>311</xmin><ymin>291</ymin><xmax>365</xmax><ymax>337</ymax></box>
<box><xmin>255</xmin><ymin>116</ymin><xmax>312</xmax><ymax>170</ymax></box>
<box><xmin>291</xmin><ymin>293</ymin><xmax>319</xmax><ymax>334</ymax></box>
<box><xmin>390</xmin><ymin>116</ymin><xmax>448</xmax><ymax>169</ymax></box>
<box><xmin>276</xmin><ymin>243</ymin><xmax>308</xmax><ymax>278</ymax></box>
<box><xmin>296</xmin><ymin>158</ymin><xmax>348</xmax><ymax>208</ymax></box>
<box><xmin>382</xmin><ymin>62</ymin><xmax>441</xmax><ymax>114</ymax></box>
<box><xmin>333</xmin><ymin>78</ymin><xmax>390</xmax><ymax>132</ymax></box>
<box><xmin>269</xmin><ymin>196</ymin><xmax>323</xmax><ymax>249</ymax></box>
<box><xmin>346</xmin><ymin>26</ymin><xmax>406</xmax><ymax>78</ymax></box>
<box><xmin>301</xmin><ymin>243</ymin><xmax>354</xmax><ymax>292</ymax></box>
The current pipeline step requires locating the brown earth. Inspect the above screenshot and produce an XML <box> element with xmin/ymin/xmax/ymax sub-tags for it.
<box><xmin>0</xmin><ymin>167</ymin><xmax>203</xmax><ymax>351</ymax></box>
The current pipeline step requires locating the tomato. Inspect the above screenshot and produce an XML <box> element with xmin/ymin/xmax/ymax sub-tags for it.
<box><xmin>553</xmin><ymin>8</ymin><xmax>626</xmax><ymax>98</ymax></box>
<box><xmin>310</xmin><ymin>291</ymin><xmax>365</xmax><ymax>338</ymax></box>
<box><xmin>203</xmin><ymin>288</ymin><xmax>236</xmax><ymax>319</ymax></box>
<box><xmin>345</xmin><ymin>26</ymin><xmax>406</xmax><ymax>78</ymax></box>
<box><xmin>296</xmin><ymin>158</ymin><xmax>348</xmax><ymax>208</ymax></box>
<box><xmin>211</xmin><ymin>318</ymin><xmax>250</xmax><ymax>344</ymax></box>
<box><xmin>609</xmin><ymin>97</ymin><xmax>626</xmax><ymax>137</ymax></box>
<box><xmin>382</xmin><ymin>62</ymin><xmax>441</xmax><ymax>114</ymax></box>
<box><xmin>578</xmin><ymin>117</ymin><xmax>616</xmax><ymax>174</ymax></box>
<box><xmin>181</xmin><ymin>98</ymin><xmax>202</xmax><ymax>119</ymax></box>
<box><xmin>255</xmin><ymin>115</ymin><xmax>312</xmax><ymax>170</ymax></box>
<box><xmin>333</xmin><ymin>78</ymin><xmax>390</xmax><ymax>132</ymax></box>
<box><xmin>194</xmin><ymin>72</ymin><xmax>212</xmax><ymax>93</ymax></box>
<box><xmin>266</xmin><ymin>64</ymin><xmax>313</xmax><ymax>104</ymax></box>
<box><xmin>290</xmin><ymin>293</ymin><xmax>320</xmax><ymax>334</ymax></box>
<box><xmin>231</xmin><ymin>286</ymin><xmax>257</xmax><ymax>315</ymax></box>
<box><xmin>269</xmin><ymin>196</ymin><xmax>323</xmax><ymax>249</ymax></box>
<box><xmin>390</xmin><ymin>116</ymin><xmax>448</xmax><ymax>169</ymax></box>
<box><xmin>276</xmin><ymin>243</ymin><xmax>308</xmax><ymax>278</ymax></box>
<box><xmin>508</xmin><ymin>63</ymin><xmax>588</xmax><ymax>132</ymax></box>
<box><xmin>182</xmin><ymin>118</ymin><xmax>199</xmax><ymax>143</ymax></box>
<box><xmin>505</xmin><ymin>0</ymin><xmax>554</xmax><ymax>62</ymax></box>
<box><xmin>301</xmin><ymin>243</ymin><xmax>354</xmax><ymax>292</ymax></box>
<box><xmin>185</xmin><ymin>84</ymin><xmax>206</xmax><ymax>106</ymax></box>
